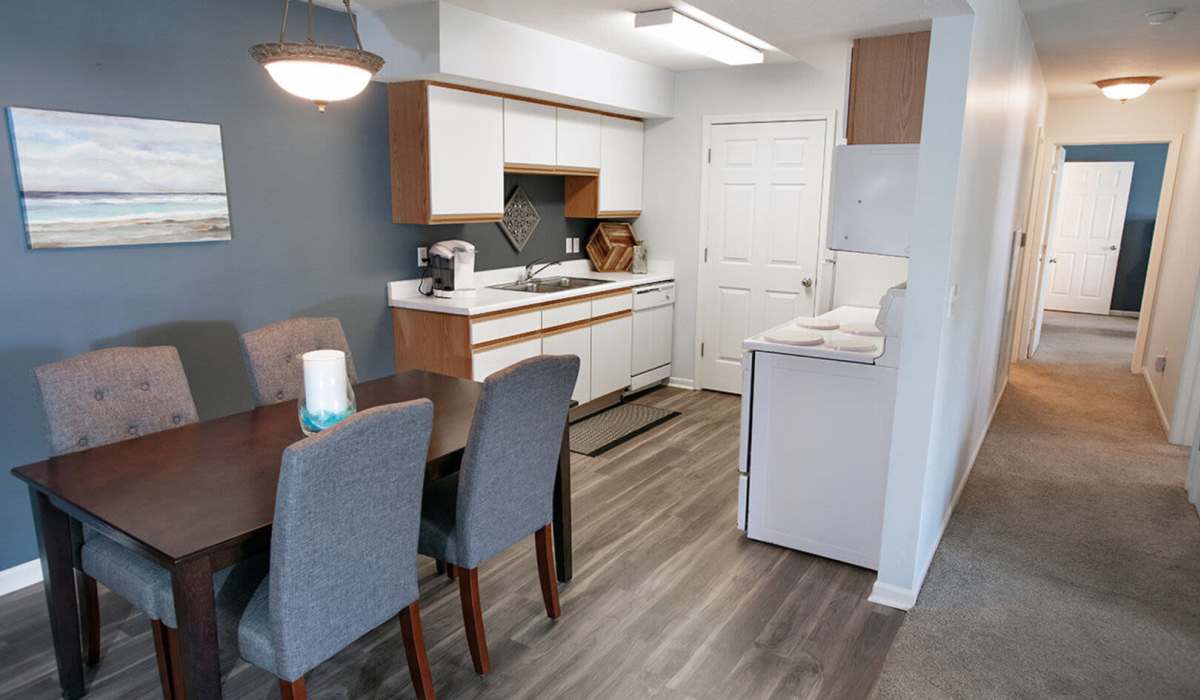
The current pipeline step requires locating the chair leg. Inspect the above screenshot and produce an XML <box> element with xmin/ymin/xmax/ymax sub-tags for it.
<box><xmin>279</xmin><ymin>676</ymin><xmax>307</xmax><ymax>700</ymax></box>
<box><xmin>446</xmin><ymin>563</ymin><xmax>457</xmax><ymax>580</ymax></box>
<box><xmin>150</xmin><ymin>621</ymin><xmax>174</xmax><ymax>700</ymax></box>
<box><xmin>457</xmin><ymin>567</ymin><xmax>491</xmax><ymax>674</ymax></box>
<box><xmin>398</xmin><ymin>602</ymin><xmax>436</xmax><ymax>700</ymax></box>
<box><xmin>434</xmin><ymin>559</ymin><xmax>446</xmax><ymax>575</ymax></box>
<box><xmin>165</xmin><ymin>626</ymin><xmax>186</xmax><ymax>700</ymax></box>
<box><xmin>534</xmin><ymin>525</ymin><xmax>561</xmax><ymax>619</ymax></box>
<box><xmin>78</xmin><ymin>572</ymin><xmax>101</xmax><ymax>666</ymax></box>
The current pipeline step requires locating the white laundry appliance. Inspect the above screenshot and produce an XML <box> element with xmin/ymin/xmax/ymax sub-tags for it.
<box><xmin>736</xmin><ymin>286</ymin><xmax>905</xmax><ymax>570</ymax></box>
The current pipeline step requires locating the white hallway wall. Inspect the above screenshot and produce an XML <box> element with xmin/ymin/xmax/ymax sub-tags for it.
<box><xmin>1146</xmin><ymin>90</ymin><xmax>1200</xmax><ymax>444</ymax></box>
<box><xmin>872</xmin><ymin>0</ymin><xmax>1046</xmax><ymax>609</ymax></box>
<box><xmin>639</xmin><ymin>46</ymin><xmax>909</xmax><ymax>384</ymax></box>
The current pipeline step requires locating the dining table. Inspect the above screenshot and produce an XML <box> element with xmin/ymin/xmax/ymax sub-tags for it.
<box><xmin>12</xmin><ymin>369</ymin><xmax>574</xmax><ymax>700</ymax></box>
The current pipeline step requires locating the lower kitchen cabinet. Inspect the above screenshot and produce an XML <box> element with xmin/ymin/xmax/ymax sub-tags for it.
<box><xmin>472</xmin><ymin>337</ymin><xmax>541</xmax><ymax>382</ymax></box>
<box><xmin>541</xmin><ymin>324</ymin><xmax>592</xmax><ymax>404</ymax></box>
<box><xmin>590</xmin><ymin>313</ymin><xmax>632</xmax><ymax>398</ymax></box>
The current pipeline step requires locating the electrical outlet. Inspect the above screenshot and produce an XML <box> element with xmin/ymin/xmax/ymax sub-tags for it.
<box><xmin>565</xmin><ymin>238</ymin><xmax>573</xmax><ymax>254</ymax></box>
<box><xmin>417</xmin><ymin>246</ymin><xmax>429</xmax><ymax>268</ymax></box>
<box><xmin>1155</xmin><ymin>354</ymin><xmax>1167</xmax><ymax>373</ymax></box>
<box><xmin>572</xmin><ymin>237</ymin><xmax>580</xmax><ymax>253</ymax></box>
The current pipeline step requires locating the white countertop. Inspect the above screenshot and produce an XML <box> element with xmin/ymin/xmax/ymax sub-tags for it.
<box><xmin>388</xmin><ymin>259</ymin><xmax>674</xmax><ymax>316</ymax></box>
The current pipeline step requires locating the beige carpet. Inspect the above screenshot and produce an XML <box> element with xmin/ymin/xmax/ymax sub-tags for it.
<box><xmin>878</xmin><ymin>311</ymin><xmax>1200</xmax><ymax>698</ymax></box>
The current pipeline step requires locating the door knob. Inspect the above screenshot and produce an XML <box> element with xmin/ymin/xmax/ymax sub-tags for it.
<box><xmin>1108</xmin><ymin>245</ymin><xmax>1118</xmax><ymax>251</ymax></box>
<box><xmin>1049</xmin><ymin>258</ymin><xmax>1057</xmax><ymax>264</ymax></box>
<box><xmin>801</xmin><ymin>277</ymin><xmax>814</xmax><ymax>288</ymax></box>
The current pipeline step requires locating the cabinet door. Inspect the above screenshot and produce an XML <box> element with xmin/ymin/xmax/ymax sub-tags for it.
<box><xmin>599</xmin><ymin>116</ymin><xmax>644</xmax><ymax>214</ymax></box>
<box><xmin>556</xmin><ymin>108</ymin><xmax>601</xmax><ymax>170</ymax></box>
<box><xmin>504</xmin><ymin>99</ymin><xmax>556</xmax><ymax>168</ymax></box>
<box><xmin>541</xmin><ymin>325</ymin><xmax>592</xmax><ymax>404</ymax></box>
<box><xmin>428</xmin><ymin>85</ymin><xmax>504</xmax><ymax>218</ymax></box>
<box><xmin>472</xmin><ymin>338</ymin><xmax>541</xmax><ymax>382</ymax></box>
<box><xmin>591</xmin><ymin>314</ymin><xmax>632</xmax><ymax>397</ymax></box>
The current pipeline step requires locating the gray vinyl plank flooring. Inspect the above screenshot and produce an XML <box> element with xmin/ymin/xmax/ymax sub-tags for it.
<box><xmin>0</xmin><ymin>387</ymin><xmax>903</xmax><ymax>700</ymax></box>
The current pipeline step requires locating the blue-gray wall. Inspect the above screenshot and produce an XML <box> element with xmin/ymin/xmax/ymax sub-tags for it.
<box><xmin>0</xmin><ymin>0</ymin><xmax>590</xmax><ymax>571</ymax></box>
<box><xmin>1063</xmin><ymin>143</ymin><xmax>1169</xmax><ymax>313</ymax></box>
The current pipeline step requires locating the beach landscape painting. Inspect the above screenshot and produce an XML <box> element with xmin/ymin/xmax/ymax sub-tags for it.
<box><xmin>7</xmin><ymin>107</ymin><xmax>231</xmax><ymax>249</ymax></box>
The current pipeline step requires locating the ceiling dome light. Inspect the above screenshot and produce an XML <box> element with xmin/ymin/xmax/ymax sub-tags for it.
<box><xmin>1095</xmin><ymin>76</ymin><xmax>1160</xmax><ymax>102</ymax></box>
<box><xmin>250</xmin><ymin>0</ymin><xmax>384</xmax><ymax>112</ymax></box>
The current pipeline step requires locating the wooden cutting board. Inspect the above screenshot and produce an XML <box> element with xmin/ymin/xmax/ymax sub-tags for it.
<box><xmin>586</xmin><ymin>222</ymin><xmax>638</xmax><ymax>272</ymax></box>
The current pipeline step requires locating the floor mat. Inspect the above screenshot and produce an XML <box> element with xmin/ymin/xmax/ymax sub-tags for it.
<box><xmin>569</xmin><ymin>402</ymin><xmax>681</xmax><ymax>457</ymax></box>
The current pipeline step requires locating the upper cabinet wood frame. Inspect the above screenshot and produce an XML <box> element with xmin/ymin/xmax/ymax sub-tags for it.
<box><xmin>846</xmin><ymin>31</ymin><xmax>931</xmax><ymax>145</ymax></box>
<box><xmin>388</xmin><ymin>80</ymin><xmax>644</xmax><ymax>225</ymax></box>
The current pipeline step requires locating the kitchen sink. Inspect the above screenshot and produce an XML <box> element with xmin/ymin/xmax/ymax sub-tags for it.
<box><xmin>490</xmin><ymin>276</ymin><xmax>609</xmax><ymax>293</ymax></box>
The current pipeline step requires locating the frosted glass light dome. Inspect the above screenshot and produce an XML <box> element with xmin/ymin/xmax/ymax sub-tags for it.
<box><xmin>1095</xmin><ymin>76</ymin><xmax>1160</xmax><ymax>102</ymax></box>
<box><xmin>250</xmin><ymin>0</ymin><xmax>384</xmax><ymax>112</ymax></box>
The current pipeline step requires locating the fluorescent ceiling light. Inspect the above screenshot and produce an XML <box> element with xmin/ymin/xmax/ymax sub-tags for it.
<box><xmin>1095</xmin><ymin>76</ymin><xmax>1160</xmax><ymax>102</ymax></box>
<box><xmin>634</xmin><ymin>9</ymin><xmax>764</xmax><ymax>66</ymax></box>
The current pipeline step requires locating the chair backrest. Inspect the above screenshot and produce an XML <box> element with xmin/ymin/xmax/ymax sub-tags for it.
<box><xmin>35</xmin><ymin>346</ymin><xmax>199</xmax><ymax>456</ymax></box>
<box><xmin>239</xmin><ymin>317</ymin><xmax>358</xmax><ymax>406</ymax></box>
<box><xmin>454</xmin><ymin>355</ymin><xmax>579</xmax><ymax>568</ymax></box>
<box><xmin>269</xmin><ymin>399</ymin><xmax>433</xmax><ymax>681</ymax></box>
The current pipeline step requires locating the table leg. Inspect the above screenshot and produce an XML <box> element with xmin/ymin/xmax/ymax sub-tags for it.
<box><xmin>28</xmin><ymin>488</ymin><xmax>85</xmax><ymax>700</ymax></box>
<box><xmin>171</xmin><ymin>556</ymin><xmax>222</xmax><ymax>699</ymax></box>
<box><xmin>553</xmin><ymin>418</ymin><xmax>573</xmax><ymax>583</ymax></box>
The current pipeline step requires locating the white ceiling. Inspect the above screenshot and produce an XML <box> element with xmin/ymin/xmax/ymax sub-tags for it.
<box><xmin>1020</xmin><ymin>0</ymin><xmax>1200</xmax><ymax>97</ymax></box>
<box><xmin>337</xmin><ymin>0</ymin><xmax>969</xmax><ymax>71</ymax></box>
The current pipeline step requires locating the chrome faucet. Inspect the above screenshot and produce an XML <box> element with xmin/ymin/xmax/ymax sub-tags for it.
<box><xmin>519</xmin><ymin>258</ymin><xmax>561</xmax><ymax>283</ymax></box>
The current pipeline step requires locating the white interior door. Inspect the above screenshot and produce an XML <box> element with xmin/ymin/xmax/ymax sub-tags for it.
<box><xmin>700</xmin><ymin>119</ymin><xmax>827</xmax><ymax>393</ymax></box>
<box><xmin>1028</xmin><ymin>147</ymin><xmax>1066</xmax><ymax>357</ymax></box>
<box><xmin>1044</xmin><ymin>161</ymin><xmax>1134</xmax><ymax>315</ymax></box>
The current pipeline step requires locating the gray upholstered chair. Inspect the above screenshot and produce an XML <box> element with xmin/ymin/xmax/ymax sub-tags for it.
<box><xmin>418</xmin><ymin>354</ymin><xmax>579</xmax><ymax>674</ymax></box>
<box><xmin>239</xmin><ymin>317</ymin><xmax>357</xmax><ymax>406</ymax></box>
<box><xmin>232</xmin><ymin>400</ymin><xmax>437</xmax><ymax>700</ymax></box>
<box><xmin>34</xmin><ymin>346</ymin><xmax>266</xmax><ymax>698</ymax></box>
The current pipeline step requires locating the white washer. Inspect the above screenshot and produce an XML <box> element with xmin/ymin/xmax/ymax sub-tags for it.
<box><xmin>736</xmin><ymin>288</ymin><xmax>905</xmax><ymax>570</ymax></box>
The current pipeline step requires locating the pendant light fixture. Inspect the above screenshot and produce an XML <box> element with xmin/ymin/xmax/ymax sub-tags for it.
<box><xmin>1095</xmin><ymin>76</ymin><xmax>1160</xmax><ymax>103</ymax></box>
<box><xmin>250</xmin><ymin>0</ymin><xmax>384</xmax><ymax>112</ymax></box>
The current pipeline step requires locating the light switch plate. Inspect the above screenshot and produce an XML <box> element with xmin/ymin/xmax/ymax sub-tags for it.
<box><xmin>946</xmin><ymin>284</ymin><xmax>959</xmax><ymax>319</ymax></box>
<box><xmin>565</xmin><ymin>238</ymin><xmax>573</xmax><ymax>254</ymax></box>
<box><xmin>1155</xmin><ymin>354</ymin><xmax>1168</xmax><ymax>372</ymax></box>
<box><xmin>417</xmin><ymin>246</ymin><xmax>428</xmax><ymax>268</ymax></box>
<box><xmin>572</xmin><ymin>237</ymin><xmax>580</xmax><ymax>253</ymax></box>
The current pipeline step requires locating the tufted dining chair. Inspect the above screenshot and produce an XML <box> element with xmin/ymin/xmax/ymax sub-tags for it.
<box><xmin>34</xmin><ymin>346</ymin><xmax>266</xmax><ymax>698</ymax></box>
<box><xmin>238</xmin><ymin>317</ymin><xmax>357</xmax><ymax>407</ymax></box>
<box><xmin>418</xmin><ymin>354</ymin><xmax>578</xmax><ymax>675</ymax></box>
<box><xmin>231</xmin><ymin>400</ymin><xmax>437</xmax><ymax>700</ymax></box>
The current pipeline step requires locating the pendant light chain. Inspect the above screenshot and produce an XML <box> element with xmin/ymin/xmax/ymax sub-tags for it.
<box><xmin>344</xmin><ymin>0</ymin><xmax>366</xmax><ymax>51</ymax></box>
<box><xmin>307</xmin><ymin>0</ymin><xmax>315</xmax><ymax>43</ymax></box>
<box><xmin>277</xmin><ymin>0</ymin><xmax>290</xmax><ymax>43</ymax></box>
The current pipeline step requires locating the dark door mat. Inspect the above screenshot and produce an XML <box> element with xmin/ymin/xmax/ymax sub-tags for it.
<box><xmin>569</xmin><ymin>403</ymin><xmax>681</xmax><ymax>457</ymax></box>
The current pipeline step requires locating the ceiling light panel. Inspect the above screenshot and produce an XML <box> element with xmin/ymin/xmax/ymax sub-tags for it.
<box><xmin>634</xmin><ymin>9</ymin><xmax>764</xmax><ymax>66</ymax></box>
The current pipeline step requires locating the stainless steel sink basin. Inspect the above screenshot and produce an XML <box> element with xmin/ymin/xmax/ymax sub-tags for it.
<box><xmin>490</xmin><ymin>276</ymin><xmax>609</xmax><ymax>293</ymax></box>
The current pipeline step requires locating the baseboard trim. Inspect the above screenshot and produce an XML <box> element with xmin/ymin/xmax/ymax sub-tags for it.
<box><xmin>879</xmin><ymin>377</ymin><xmax>1009</xmax><ymax>613</ymax></box>
<box><xmin>1109</xmin><ymin>310</ymin><xmax>1140</xmax><ymax>318</ymax></box>
<box><xmin>0</xmin><ymin>559</ymin><xmax>42</xmax><ymax>597</ymax></box>
<box><xmin>667</xmin><ymin>376</ymin><xmax>698</xmax><ymax>391</ymax></box>
<box><xmin>1141</xmin><ymin>368</ymin><xmax>1171</xmax><ymax>436</ymax></box>
<box><xmin>868</xmin><ymin>581</ymin><xmax>918</xmax><ymax>610</ymax></box>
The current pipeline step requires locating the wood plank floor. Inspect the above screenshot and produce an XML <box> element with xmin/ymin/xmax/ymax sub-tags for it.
<box><xmin>0</xmin><ymin>387</ymin><xmax>904</xmax><ymax>700</ymax></box>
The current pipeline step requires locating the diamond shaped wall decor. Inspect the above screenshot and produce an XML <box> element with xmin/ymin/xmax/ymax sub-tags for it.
<box><xmin>498</xmin><ymin>186</ymin><xmax>540</xmax><ymax>253</ymax></box>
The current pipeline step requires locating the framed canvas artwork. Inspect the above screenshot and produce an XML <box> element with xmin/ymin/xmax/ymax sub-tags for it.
<box><xmin>6</xmin><ymin>107</ymin><xmax>232</xmax><ymax>249</ymax></box>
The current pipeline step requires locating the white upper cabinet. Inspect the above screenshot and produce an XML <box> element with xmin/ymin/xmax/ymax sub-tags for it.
<box><xmin>599</xmin><ymin>116</ymin><xmax>644</xmax><ymax>214</ymax></box>
<box><xmin>427</xmin><ymin>85</ymin><xmax>504</xmax><ymax>218</ymax></box>
<box><xmin>503</xmin><ymin>99</ymin><xmax>556</xmax><ymax>168</ymax></box>
<box><xmin>556</xmin><ymin>108</ymin><xmax>602</xmax><ymax>171</ymax></box>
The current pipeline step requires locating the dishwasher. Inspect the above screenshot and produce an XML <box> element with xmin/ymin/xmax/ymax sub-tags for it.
<box><xmin>629</xmin><ymin>281</ymin><xmax>675</xmax><ymax>392</ymax></box>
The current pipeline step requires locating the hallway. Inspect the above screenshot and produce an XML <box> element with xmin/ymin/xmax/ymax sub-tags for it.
<box><xmin>877</xmin><ymin>312</ymin><xmax>1200</xmax><ymax>698</ymax></box>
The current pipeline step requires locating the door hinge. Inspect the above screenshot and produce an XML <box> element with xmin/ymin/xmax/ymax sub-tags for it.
<box><xmin>704</xmin><ymin>247</ymin><xmax>708</xmax><ymax>263</ymax></box>
<box><xmin>700</xmin><ymin>342</ymin><xmax>705</xmax><ymax>357</ymax></box>
<box><xmin>1020</xmin><ymin>231</ymin><xmax>1027</xmax><ymax>247</ymax></box>
<box><xmin>707</xmin><ymin>148</ymin><xmax>711</xmax><ymax>164</ymax></box>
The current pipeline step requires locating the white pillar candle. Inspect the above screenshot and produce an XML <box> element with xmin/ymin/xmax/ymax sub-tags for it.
<box><xmin>302</xmin><ymin>349</ymin><xmax>349</xmax><ymax>416</ymax></box>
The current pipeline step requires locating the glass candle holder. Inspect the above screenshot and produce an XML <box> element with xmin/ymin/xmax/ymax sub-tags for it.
<box><xmin>298</xmin><ymin>349</ymin><xmax>356</xmax><ymax>436</ymax></box>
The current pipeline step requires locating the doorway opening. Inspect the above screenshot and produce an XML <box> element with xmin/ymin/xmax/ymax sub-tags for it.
<box><xmin>1020</xmin><ymin>141</ymin><xmax>1173</xmax><ymax>369</ymax></box>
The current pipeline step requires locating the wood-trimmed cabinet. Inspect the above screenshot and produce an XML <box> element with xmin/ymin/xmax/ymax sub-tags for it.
<box><xmin>389</xmin><ymin>82</ymin><xmax>504</xmax><ymax>224</ymax></box>
<box><xmin>391</xmin><ymin>288</ymin><xmax>635</xmax><ymax>404</ymax></box>
<box><xmin>389</xmin><ymin>80</ymin><xmax>644</xmax><ymax>223</ymax></box>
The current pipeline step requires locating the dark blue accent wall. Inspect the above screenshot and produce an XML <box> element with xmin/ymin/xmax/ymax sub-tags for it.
<box><xmin>0</xmin><ymin>0</ymin><xmax>589</xmax><ymax>571</ymax></box>
<box><xmin>1063</xmin><ymin>143</ymin><xmax>1169</xmax><ymax>313</ymax></box>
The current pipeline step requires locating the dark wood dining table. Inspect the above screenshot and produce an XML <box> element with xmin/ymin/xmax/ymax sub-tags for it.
<box><xmin>12</xmin><ymin>370</ymin><xmax>574</xmax><ymax>700</ymax></box>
